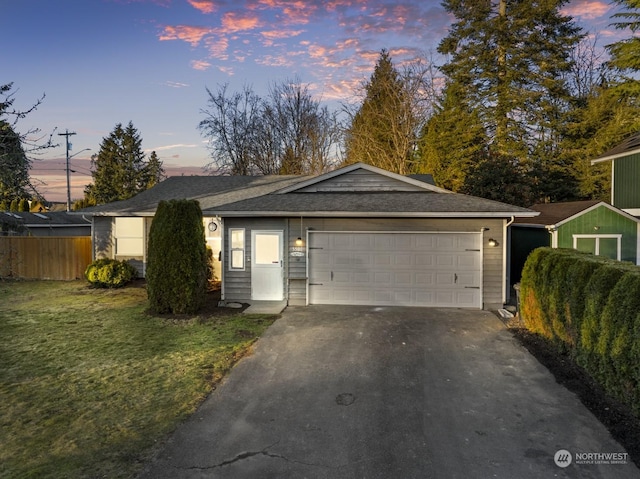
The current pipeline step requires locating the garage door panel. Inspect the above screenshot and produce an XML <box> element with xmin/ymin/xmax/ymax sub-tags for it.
<box><xmin>309</xmin><ymin>232</ymin><xmax>482</xmax><ymax>308</ymax></box>
<box><xmin>394</xmin><ymin>272</ymin><xmax>413</xmax><ymax>285</ymax></box>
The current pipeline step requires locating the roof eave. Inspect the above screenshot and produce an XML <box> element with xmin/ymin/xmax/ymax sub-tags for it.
<box><xmin>208</xmin><ymin>210</ymin><xmax>539</xmax><ymax>218</ymax></box>
<box><xmin>591</xmin><ymin>148</ymin><xmax>640</xmax><ymax>164</ymax></box>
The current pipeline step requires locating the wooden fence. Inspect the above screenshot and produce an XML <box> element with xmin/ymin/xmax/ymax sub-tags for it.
<box><xmin>0</xmin><ymin>236</ymin><xmax>92</xmax><ymax>280</ymax></box>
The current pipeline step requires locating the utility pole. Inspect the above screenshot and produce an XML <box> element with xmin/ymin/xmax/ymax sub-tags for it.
<box><xmin>58</xmin><ymin>129</ymin><xmax>76</xmax><ymax>211</ymax></box>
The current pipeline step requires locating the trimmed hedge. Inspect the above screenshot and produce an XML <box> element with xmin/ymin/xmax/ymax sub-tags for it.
<box><xmin>85</xmin><ymin>258</ymin><xmax>137</xmax><ymax>288</ymax></box>
<box><xmin>146</xmin><ymin>199</ymin><xmax>208</xmax><ymax>314</ymax></box>
<box><xmin>520</xmin><ymin>247</ymin><xmax>640</xmax><ymax>416</ymax></box>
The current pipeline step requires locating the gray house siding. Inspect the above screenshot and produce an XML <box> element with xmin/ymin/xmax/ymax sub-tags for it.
<box><xmin>93</xmin><ymin>216</ymin><xmax>149</xmax><ymax>277</ymax></box>
<box><xmin>93</xmin><ymin>216</ymin><xmax>113</xmax><ymax>260</ymax></box>
<box><xmin>222</xmin><ymin>217</ymin><xmax>287</xmax><ymax>303</ymax></box>
<box><xmin>225</xmin><ymin>216</ymin><xmax>506</xmax><ymax>309</ymax></box>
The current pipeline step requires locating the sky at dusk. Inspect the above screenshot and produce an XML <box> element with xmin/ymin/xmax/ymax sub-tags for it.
<box><xmin>3</xmin><ymin>0</ymin><xmax>624</xmax><ymax>202</ymax></box>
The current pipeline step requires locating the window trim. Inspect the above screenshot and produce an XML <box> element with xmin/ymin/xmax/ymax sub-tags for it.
<box><xmin>114</xmin><ymin>217</ymin><xmax>144</xmax><ymax>256</ymax></box>
<box><xmin>229</xmin><ymin>228</ymin><xmax>246</xmax><ymax>271</ymax></box>
<box><xmin>572</xmin><ymin>234</ymin><xmax>622</xmax><ymax>261</ymax></box>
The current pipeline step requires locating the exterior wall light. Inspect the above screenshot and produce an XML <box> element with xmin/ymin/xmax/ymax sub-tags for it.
<box><xmin>488</xmin><ymin>238</ymin><xmax>499</xmax><ymax>247</ymax></box>
<box><xmin>295</xmin><ymin>237</ymin><xmax>303</xmax><ymax>246</ymax></box>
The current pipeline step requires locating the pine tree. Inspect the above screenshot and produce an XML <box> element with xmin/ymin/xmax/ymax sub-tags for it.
<box><xmin>344</xmin><ymin>49</ymin><xmax>418</xmax><ymax>174</ymax></box>
<box><xmin>144</xmin><ymin>151</ymin><xmax>165</xmax><ymax>189</ymax></box>
<box><xmin>0</xmin><ymin>120</ymin><xmax>31</xmax><ymax>203</ymax></box>
<box><xmin>437</xmin><ymin>0</ymin><xmax>584</xmax><ymax>188</ymax></box>
<box><xmin>146</xmin><ymin>199</ymin><xmax>208</xmax><ymax>314</ymax></box>
<box><xmin>416</xmin><ymin>81</ymin><xmax>488</xmax><ymax>191</ymax></box>
<box><xmin>85</xmin><ymin>122</ymin><xmax>150</xmax><ymax>205</ymax></box>
<box><xmin>606</xmin><ymin>0</ymin><xmax>640</xmax><ymax>97</ymax></box>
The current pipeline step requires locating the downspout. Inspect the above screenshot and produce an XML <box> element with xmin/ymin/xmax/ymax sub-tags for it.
<box><xmin>218</xmin><ymin>216</ymin><xmax>225</xmax><ymax>302</ymax></box>
<box><xmin>503</xmin><ymin>216</ymin><xmax>514</xmax><ymax>305</ymax></box>
<box><xmin>546</xmin><ymin>225</ymin><xmax>558</xmax><ymax>248</ymax></box>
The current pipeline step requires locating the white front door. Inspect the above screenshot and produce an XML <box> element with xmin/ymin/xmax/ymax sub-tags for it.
<box><xmin>251</xmin><ymin>231</ymin><xmax>284</xmax><ymax>300</ymax></box>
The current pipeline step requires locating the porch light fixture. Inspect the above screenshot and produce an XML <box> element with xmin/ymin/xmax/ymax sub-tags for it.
<box><xmin>488</xmin><ymin>238</ymin><xmax>499</xmax><ymax>247</ymax></box>
<box><xmin>295</xmin><ymin>216</ymin><xmax>304</xmax><ymax>246</ymax></box>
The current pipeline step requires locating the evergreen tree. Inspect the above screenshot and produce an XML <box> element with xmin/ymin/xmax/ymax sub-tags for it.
<box><xmin>85</xmin><ymin>121</ymin><xmax>150</xmax><ymax>205</ymax></box>
<box><xmin>460</xmin><ymin>151</ymin><xmax>533</xmax><ymax>207</ymax></box>
<box><xmin>144</xmin><ymin>151</ymin><xmax>165</xmax><ymax>189</ymax></box>
<box><xmin>416</xmin><ymin>81</ymin><xmax>488</xmax><ymax>191</ymax></box>
<box><xmin>561</xmin><ymin>83</ymin><xmax>640</xmax><ymax>200</ymax></box>
<box><xmin>437</xmin><ymin>0</ymin><xmax>584</xmax><ymax>198</ymax></box>
<box><xmin>0</xmin><ymin>121</ymin><xmax>31</xmax><ymax>203</ymax></box>
<box><xmin>344</xmin><ymin>49</ymin><xmax>418</xmax><ymax>174</ymax></box>
<box><xmin>146</xmin><ymin>199</ymin><xmax>208</xmax><ymax>314</ymax></box>
<box><xmin>1</xmin><ymin>83</ymin><xmax>55</xmax><ymax>204</ymax></box>
<box><xmin>607</xmin><ymin>0</ymin><xmax>640</xmax><ymax>96</ymax></box>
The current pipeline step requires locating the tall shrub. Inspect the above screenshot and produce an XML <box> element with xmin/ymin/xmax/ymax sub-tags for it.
<box><xmin>577</xmin><ymin>264</ymin><xmax>630</xmax><ymax>373</ymax></box>
<box><xmin>520</xmin><ymin>247</ymin><xmax>557</xmax><ymax>338</ymax></box>
<box><xmin>596</xmin><ymin>271</ymin><xmax>640</xmax><ymax>403</ymax></box>
<box><xmin>146</xmin><ymin>199</ymin><xmax>207</xmax><ymax>314</ymax></box>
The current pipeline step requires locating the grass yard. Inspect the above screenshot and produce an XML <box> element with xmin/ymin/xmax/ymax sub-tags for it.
<box><xmin>0</xmin><ymin>280</ymin><xmax>276</xmax><ymax>479</ymax></box>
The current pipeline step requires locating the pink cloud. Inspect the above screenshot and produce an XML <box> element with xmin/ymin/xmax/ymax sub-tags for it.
<box><xmin>190</xmin><ymin>59</ymin><xmax>212</xmax><ymax>70</ymax></box>
<box><xmin>187</xmin><ymin>0</ymin><xmax>217</xmax><ymax>14</ymax></box>
<box><xmin>159</xmin><ymin>25</ymin><xmax>212</xmax><ymax>46</ymax></box>
<box><xmin>205</xmin><ymin>35</ymin><xmax>230</xmax><ymax>59</ymax></box>
<box><xmin>220</xmin><ymin>11</ymin><xmax>262</xmax><ymax>33</ymax></box>
<box><xmin>561</xmin><ymin>1</ymin><xmax>611</xmax><ymax>20</ymax></box>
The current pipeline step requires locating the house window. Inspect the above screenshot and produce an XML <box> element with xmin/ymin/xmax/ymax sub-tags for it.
<box><xmin>114</xmin><ymin>217</ymin><xmax>144</xmax><ymax>256</ymax></box>
<box><xmin>572</xmin><ymin>234</ymin><xmax>621</xmax><ymax>261</ymax></box>
<box><xmin>229</xmin><ymin>228</ymin><xmax>245</xmax><ymax>270</ymax></box>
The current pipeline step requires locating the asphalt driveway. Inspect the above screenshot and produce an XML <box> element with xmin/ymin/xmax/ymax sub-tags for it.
<box><xmin>140</xmin><ymin>306</ymin><xmax>638</xmax><ymax>478</ymax></box>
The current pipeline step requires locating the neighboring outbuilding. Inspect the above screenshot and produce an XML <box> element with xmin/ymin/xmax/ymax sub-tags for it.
<box><xmin>0</xmin><ymin>211</ymin><xmax>91</xmax><ymax>237</ymax></box>
<box><xmin>510</xmin><ymin>200</ymin><xmax>640</xmax><ymax>287</ymax></box>
<box><xmin>79</xmin><ymin>163</ymin><xmax>538</xmax><ymax>310</ymax></box>
<box><xmin>591</xmin><ymin>131</ymin><xmax>640</xmax><ymax>217</ymax></box>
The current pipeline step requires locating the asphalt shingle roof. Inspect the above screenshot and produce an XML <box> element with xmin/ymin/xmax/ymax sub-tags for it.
<box><xmin>514</xmin><ymin>200</ymin><xmax>602</xmax><ymax>225</ymax></box>
<box><xmin>592</xmin><ymin>131</ymin><xmax>640</xmax><ymax>163</ymax></box>
<box><xmin>208</xmin><ymin>191</ymin><xmax>535</xmax><ymax>217</ymax></box>
<box><xmin>79</xmin><ymin>175</ymin><xmax>309</xmax><ymax>215</ymax></box>
<box><xmin>1</xmin><ymin>211</ymin><xmax>90</xmax><ymax>226</ymax></box>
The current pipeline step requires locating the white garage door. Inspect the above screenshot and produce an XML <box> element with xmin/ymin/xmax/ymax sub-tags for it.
<box><xmin>308</xmin><ymin>232</ymin><xmax>482</xmax><ymax>308</ymax></box>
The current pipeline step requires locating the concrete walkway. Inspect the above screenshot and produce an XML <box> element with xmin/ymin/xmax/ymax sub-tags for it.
<box><xmin>241</xmin><ymin>300</ymin><xmax>287</xmax><ymax>315</ymax></box>
<box><xmin>140</xmin><ymin>306</ymin><xmax>638</xmax><ymax>478</ymax></box>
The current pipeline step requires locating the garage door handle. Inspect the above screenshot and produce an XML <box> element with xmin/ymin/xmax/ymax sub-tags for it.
<box><xmin>465</xmin><ymin>286</ymin><xmax>480</xmax><ymax>289</ymax></box>
<box><xmin>309</xmin><ymin>283</ymin><xmax>323</xmax><ymax>286</ymax></box>
<box><xmin>454</xmin><ymin>273</ymin><xmax>458</xmax><ymax>284</ymax></box>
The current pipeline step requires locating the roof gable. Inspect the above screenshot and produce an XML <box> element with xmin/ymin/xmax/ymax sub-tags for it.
<box><xmin>516</xmin><ymin>200</ymin><xmax>640</xmax><ymax>227</ymax></box>
<box><xmin>591</xmin><ymin>131</ymin><xmax>640</xmax><ymax>164</ymax></box>
<box><xmin>276</xmin><ymin>163</ymin><xmax>451</xmax><ymax>194</ymax></box>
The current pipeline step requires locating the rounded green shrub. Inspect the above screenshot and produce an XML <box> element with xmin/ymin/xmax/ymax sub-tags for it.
<box><xmin>146</xmin><ymin>199</ymin><xmax>207</xmax><ymax>314</ymax></box>
<box><xmin>85</xmin><ymin>258</ymin><xmax>137</xmax><ymax>288</ymax></box>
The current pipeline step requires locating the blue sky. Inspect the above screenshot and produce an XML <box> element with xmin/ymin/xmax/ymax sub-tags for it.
<box><xmin>3</xmin><ymin>0</ymin><xmax>622</xmax><ymax>202</ymax></box>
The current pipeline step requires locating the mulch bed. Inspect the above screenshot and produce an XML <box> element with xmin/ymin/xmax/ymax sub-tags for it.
<box><xmin>504</xmin><ymin>316</ymin><xmax>640</xmax><ymax>467</ymax></box>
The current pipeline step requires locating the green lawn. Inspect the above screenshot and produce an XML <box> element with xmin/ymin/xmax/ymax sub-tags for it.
<box><xmin>0</xmin><ymin>280</ymin><xmax>276</xmax><ymax>478</ymax></box>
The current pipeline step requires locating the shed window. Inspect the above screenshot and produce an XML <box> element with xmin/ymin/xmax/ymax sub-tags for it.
<box><xmin>115</xmin><ymin>217</ymin><xmax>144</xmax><ymax>256</ymax></box>
<box><xmin>573</xmin><ymin>234</ymin><xmax>621</xmax><ymax>261</ymax></box>
<box><xmin>229</xmin><ymin>228</ymin><xmax>245</xmax><ymax>270</ymax></box>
